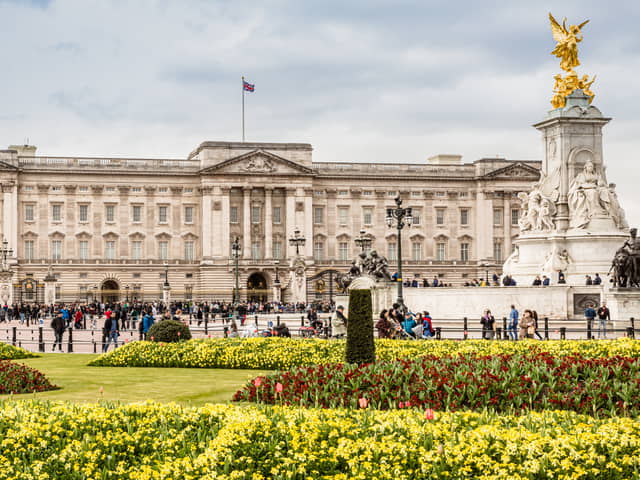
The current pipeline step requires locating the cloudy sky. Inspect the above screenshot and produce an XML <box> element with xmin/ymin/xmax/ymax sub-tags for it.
<box><xmin>1</xmin><ymin>0</ymin><xmax>639</xmax><ymax>224</ymax></box>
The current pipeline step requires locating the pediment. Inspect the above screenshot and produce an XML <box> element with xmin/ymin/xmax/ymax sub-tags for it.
<box><xmin>483</xmin><ymin>162</ymin><xmax>540</xmax><ymax>180</ymax></box>
<box><xmin>200</xmin><ymin>149</ymin><xmax>314</xmax><ymax>176</ymax></box>
<box><xmin>0</xmin><ymin>160</ymin><xmax>18</xmax><ymax>171</ymax></box>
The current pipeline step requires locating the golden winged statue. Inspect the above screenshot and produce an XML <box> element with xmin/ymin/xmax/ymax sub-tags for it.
<box><xmin>549</xmin><ymin>13</ymin><xmax>589</xmax><ymax>72</ymax></box>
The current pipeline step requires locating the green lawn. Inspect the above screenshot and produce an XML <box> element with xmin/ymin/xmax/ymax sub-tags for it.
<box><xmin>2</xmin><ymin>354</ymin><xmax>268</xmax><ymax>406</ymax></box>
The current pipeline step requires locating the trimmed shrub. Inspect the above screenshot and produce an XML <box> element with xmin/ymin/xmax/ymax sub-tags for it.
<box><xmin>146</xmin><ymin>320</ymin><xmax>192</xmax><ymax>343</ymax></box>
<box><xmin>345</xmin><ymin>289</ymin><xmax>375</xmax><ymax>364</ymax></box>
<box><xmin>0</xmin><ymin>343</ymin><xmax>37</xmax><ymax>360</ymax></box>
<box><xmin>0</xmin><ymin>360</ymin><xmax>58</xmax><ymax>394</ymax></box>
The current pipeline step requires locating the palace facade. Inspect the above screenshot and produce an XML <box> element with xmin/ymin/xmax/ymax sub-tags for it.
<box><xmin>0</xmin><ymin>141</ymin><xmax>540</xmax><ymax>304</ymax></box>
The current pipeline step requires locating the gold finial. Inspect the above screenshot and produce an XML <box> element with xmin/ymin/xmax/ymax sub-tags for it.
<box><xmin>548</xmin><ymin>13</ymin><xmax>594</xmax><ymax>108</ymax></box>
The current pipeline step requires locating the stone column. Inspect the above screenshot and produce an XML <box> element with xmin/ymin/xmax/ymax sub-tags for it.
<box><xmin>221</xmin><ymin>187</ymin><xmax>231</xmax><ymax>257</ymax></box>
<box><xmin>201</xmin><ymin>186</ymin><xmax>213</xmax><ymax>260</ymax></box>
<box><xmin>44</xmin><ymin>271</ymin><xmax>57</xmax><ymax>305</ymax></box>
<box><xmin>285</xmin><ymin>188</ymin><xmax>296</xmax><ymax>258</ymax></box>
<box><xmin>2</xmin><ymin>183</ymin><xmax>17</xmax><ymax>257</ymax></box>
<box><xmin>264</xmin><ymin>188</ymin><xmax>273</xmax><ymax>259</ymax></box>
<box><xmin>243</xmin><ymin>187</ymin><xmax>251</xmax><ymax>259</ymax></box>
<box><xmin>304</xmin><ymin>189</ymin><xmax>313</xmax><ymax>258</ymax></box>
<box><xmin>503</xmin><ymin>195</ymin><xmax>512</xmax><ymax>259</ymax></box>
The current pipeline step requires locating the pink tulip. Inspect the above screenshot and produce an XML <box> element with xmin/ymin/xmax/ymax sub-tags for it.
<box><xmin>253</xmin><ymin>377</ymin><xmax>263</xmax><ymax>387</ymax></box>
<box><xmin>398</xmin><ymin>401</ymin><xmax>404</xmax><ymax>409</ymax></box>
<box><xmin>425</xmin><ymin>408</ymin><xmax>435</xmax><ymax>420</ymax></box>
<box><xmin>275</xmin><ymin>382</ymin><xmax>283</xmax><ymax>393</ymax></box>
<box><xmin>404</xmin><ymin>400</ymin><xmax>411</xmax><ymax>408</ymax></box>
<box><xmin>177</xmin><ymin>331</ymin><xmax>181</xmax><ymax>336</ymax></box>
<box><xmin>358</xmin><ymin>397</ymin><xmax>368</xmax><ymax>408</ymax></box>
<box><xmin>150</xmin><ymin>336</ymin><xmax>155</xmax><ymax>342</ymax></box>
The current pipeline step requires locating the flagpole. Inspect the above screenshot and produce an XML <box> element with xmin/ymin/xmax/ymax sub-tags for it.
<box><xmin>241</xmin><ymin>76</ymin><xmax>245</xmax><ymax>142</ymax></box>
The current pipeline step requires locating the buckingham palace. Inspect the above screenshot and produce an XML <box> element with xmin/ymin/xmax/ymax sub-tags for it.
<box><xmin>0</xmin><ymin>140</ymin><xmax>540</xmax><ymax>304</ymax></box>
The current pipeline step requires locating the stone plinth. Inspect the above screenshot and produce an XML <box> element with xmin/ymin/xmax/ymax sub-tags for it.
<box><xmin>606</xmin><ymin>289</ymin><xmax>640</xmax><ymax>322</ymax></box>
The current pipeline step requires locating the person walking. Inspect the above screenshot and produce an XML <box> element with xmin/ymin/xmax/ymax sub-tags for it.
<box><xmin>508</xmin><ymin>305</ymin><xmax>519</xmax><ymax>341</ymax></box>
<box><xmin>51</xmin><ymin>311</ymin><xmax>66</xmax><ymax>352</ymax></box>
<box><xmin>142</xmin><ymin>311</ymin><xmax>155</xmax><ymax>339</ymax></box>
<box><xmin>596</xmin><ymin>302</ymin><xmax>610</xmax><ymax>339</ymax></box>
<box><xmin>584</xmin><ymin>304</ymin><xmax>597</xmax><ymax>339</ymax></box>
<box><xmin>102</xmin><ymin>313</ymin><xmax>119</xmax><ymax>352</ymax></box>
<box><xmin>520</xmin><ymin>310</ymin><xmax>535</xmax><ymax>339</ymax></box>
<box><xmin>532</xmin><ymin>310</ymin><xmax>543</xmax><ymax>340</ymax></box>
<box><xmin>480</xmin><ymin>309</ymin><xmax>495</xmax><ymax>340</ymax></box>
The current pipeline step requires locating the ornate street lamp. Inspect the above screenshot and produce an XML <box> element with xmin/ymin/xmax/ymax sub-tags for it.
<box><xmin>125</xmin><ymin>284</ymin><xmax>130</xmax><ymax>302</ymax></box>
<box><xmin>289</xmin><ymin>227</ymin><xmax>306</xmax><ymax>256</ymax></box>
<box><xmin>385</xmin><ymin>196</ymin><xmax>412</xmax><ymax>313</ymax></box>
<box><xmin>163</xmin><ymin>261</ymin><xmax>170</xmax><ymax>288</ymax></box>
<box><xmin>354</xmin><ymin>229</ymin><xmax>372</xmax><ymax>253</ymax></box>
<box><xmin>274</xmin><ymin>260</ymin><xmax>280</xmax><ymax>285</ymax></box>
<box><xmin>231</xmin><ymin>237</ymin><xmax>241</xmax><ymax>305</ymax></box>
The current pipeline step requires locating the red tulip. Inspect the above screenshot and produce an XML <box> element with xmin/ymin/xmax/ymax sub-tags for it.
<box><xmin>425</xmin><ymin>408</ymin><xmax>435</xmax><ymax>420</ymax></box>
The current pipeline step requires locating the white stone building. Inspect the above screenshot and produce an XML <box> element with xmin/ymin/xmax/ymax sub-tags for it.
<box><xmin>0</xmin><ymin>141</ymin><xmax>540</xmax><ymax>304</ymax></box>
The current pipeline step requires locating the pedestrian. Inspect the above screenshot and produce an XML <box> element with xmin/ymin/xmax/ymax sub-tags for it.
<box><xmin>593</xmin><ymin>273</ymin><xmax>602</xmax><ymax>285</ymax></box>
<box><xmin>331</xmin><ymin>305</ymin><xmax>348</xmax><ymax>338</ymax></box>
<box><xmin>143</xmin><ymin>311</ymin><xmax>155</xmax><ymax>339</ymax></box>
<box><xmin>51</xmin><ymin>311</ymin><xmax>65</xmax><ymax>352</ymax></box>
<box><xmin>508</xmin><ymin>305</ymin><xmax>519</xmax><ymax>341</ymax></box>
<box><xmin>422</xmin><ymin>311</ymin><xmax>435</xmax><ymax>338</ymax></box>
<box><xmin>520</xmin><ymin>309</ymin><xmax>535</xmax><ymax>339</ymax></box>
<box><xmin>584</xmin><ymin>303</ymin><xmax>597</xmax><ymax>338</ymax></box>
<box><xmin>480</xmin><ymin>309</ymin><xmax>495</xmax><ymax>340</ymax></box>
<box><xmin>596</xmin><ymin>302</ymin><xmax>610</xmax><ymax>339</ymax></box>
<box><xmin>532</xmin><ymin>310</ymin><xmax>543</xmax><ymax>340</ymax></box>
<box><xmin>102</xmin><ymin>313</ymin><xmax>119</xmax><ymax>353</ymax></box>
<box><xmin>374</xmin><ymin>309</ymin><xmax>393</xmax><ymax>339</ymax></box>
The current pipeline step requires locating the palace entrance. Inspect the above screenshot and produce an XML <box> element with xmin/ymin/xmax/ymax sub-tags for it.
<box><xmin>246</xmin><ymin>272</ymin><xmax>268</xmax><ymax>302</ymax></box>
<box><xmin>101</xmin><ymin>280</ymin><xmax>120</xmax><ymax>304</ymax></box>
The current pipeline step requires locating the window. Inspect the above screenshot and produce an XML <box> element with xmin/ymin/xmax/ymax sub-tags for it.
<box><xmin>24</xmin><ymin>204</ymin><xmax>34</xmax><ymax>222</ymax></box>
<box><xmin>388</xmin><ymin>191</ymin><xmax>397</xmax><ymax>197</ymax></box>
<box><xmin>411</xmin><ymin>211</ymin><xmax>421</xmax><ymax>226</ymax></box>
<box><xmin>184</xmin><ymin>241</ymin><xmax>194</xmax><ymax>261</ymax></box>
<box><xmin>79</xmin><ymin>205</ymin><xmax>88</xmax><ymax>223</ymax></box>
<box><xmin>158</xmin><ymin>206</ymin><xmax>168</xmax><ymax>224</ymax></box>
<box><xmin>132</xmin><ymin>241</ymin><xmax>142</xmax><ymax>260</ymax></box>
<box><xmin>411</xmin><ymin>242</ymin><xmax>422</xmax><ymax>261</ymax></box>
<box><xmin>78</xmin><ymin>186</ymin><xmax>88</xmax><ymax>192</ymax></box>
<box><xmin>184</xmin><ymin>206</ymin><xmax>194</xmax><ymax>224</ymax></box>
<box><xmin>435</xmin><ymin>191</ymin><xmax>446</xmax><ymax>197</ymax></box>
<box><xmin>493</xmin><ymin>208</ymin><xmax>503</xmax><ymax>226</ymax></box>
<box><xmin>493</xmin><ymin>241</ymin><xmax>503</xmax><ymax>262</ymax></box>
<box><xmin>459</xmin><ymin>192</ymin><xmax>468</xmax><ymax>198</ymax></box>
<box><xmin>411</xmin><ymin>191</ymin><xmax>422</xmax><ymax>197</ymax></box>
<box><xmin>251</xmin><ymin>242</ymin><xmax>261</xmax><ymax>260</ymax></box>
<box><xmin>105</xmin><ymin>241</ymin><xmax>116</xmax><ymax>260</ymax></box>
<box><xmin>131</xmin><ymin>187</ymin><xmax>142</xmax><ymax>193</ymax></box>
<box><xmin>314</xmin><ymin>241</ymin><xmax>324</xmax><ymax>260</ymax></box>
<box><xmin>184</xmin><ymin>188</ymin><xmax>193</xmax><ymax>193</ymax></box>
<box><xmin>79</xmin><ymin>240</ymin><xmax>89</xmax><ymax>260</ymax></box>
<box><xmin>272</xmin><ymin>241</ymin><xmax>282</xmax><ymax>259</ymax></box>
<box><xmin>272</xmin><ymin>207</ymin><xmax>281</xmax><ymax>224</ymax></box>
<box><xmin>460</xmin><ymin>208</ymin><xmax>469</xmax><ymax>226</ymax></box>
<box><xmin>24</xmin><ymin>240</ymin><xmax>35</xmax><ymax>260</ymax></box>
<box><xmin>251</xmin><ymin>206</ymin><xmax>261</xmax><ymax>224</ymax></box>
<box><xmin>436</xmin><ymin>242</ymin><xmax>447</xmax><ymax>261</ymax></box>
<box><xmin>132</xmin><ymin>205</ymin><xmax>142</xmax><ymax>223</ymax></box>
<box><xmin>23</xmin><ymin>186</ymin><xmax>33</xmax><ymax>192</ymax></box>
<box><xmin>105</xmin><ymin>205</ymin><xmax>115</xmax><ymax>223</ymax></box>
<box><xmin>388</xmin><ymin>242</ymin><xmax>397</xmax><ymax>261</ymax></box>
<box><xmin>79</xmin><ymin>273</ymin><xmax>88</xmax><ymax>279</ymax></box>
<box><xmin>51</xmin><ymin>204</ymin><xmax>62</xmax><ymax>222</ymax></box>
<box><xmin>511</xmin><ymin>208</ymin><xmax>520</xmax><ymax>226</ymax></box>
<box><xmin>338</xmin><ymin>242</ymin><xmax>349</xmax><ymax>261</ymax></box>
<box><xmin>338</xmin><ymin>190</ymin><xmax>348</xmax><ymax>196</ymax></box>
<box><xmin>185</xmin><ymin>285</ymin><xmax>193</xmax><ymax>300</ymax></box>
<box><xmin>436</xmin><ymin>208</ymin><xmax>445</xmax><ymax>225</ymax></box>
<box><xmin>105</xmin><ymin>186</ymin><xmax>116</xmax><ymax>192</ymax></box>
<box><xmin>51</xmin><ymin>240</ymin><xmax>62</xmax><ymax>260</ymax></box>
<box><xmin>314</xmin><ymin>207</ymin><xmax>324</xmax><ymax>225</ymax></box>
<box><xmin>338</xmin><ymin>207</ymin><xmax>349</xmax><ymax>226</ymax></box>
<box><xmin>159</xmin><ymin>241</ymin><xmax>168</xmax><ymax>260</ymax></box>
<box><xmin>51</xmin><ymin>186</ymin><xmax>62</xmax><ymax>192</ymax></box>
<box><xmin>158</xmin><ymin>187</ymin><xmax>168</xmax><ymax>193</ymax></box>
<box><xmin>230</xmin><ymin>206</ymin><xmax>239</xmax><ymax>224</ymax></box>
<box><xmin>460</xmin><ymin>242</ymin><xmax>470</xmax><ymax>261</ymax></box>
<box><xmin>363</xmin><ymin>191</ymin><xmax>372</xmax><ymax>196</ymax></box>
<box><xmin>362</xmin><ymin>207</ymin><xmax>373</xmax><ymax>226</ymax></box>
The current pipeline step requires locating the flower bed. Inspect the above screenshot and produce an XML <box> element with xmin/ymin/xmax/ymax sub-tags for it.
<box><xmin>88</xmin><ymin>337</ymin><xmax>640</xmax><ymax>370</ymax></box>
<box><xmin>0</xmin><ymin>361</ymin><xmax>58</xmax><ymax>394</ymax></box>
<box><xmin>0</xmin><ymin>401</ymin><xmax>639</xmax><ymax>479</ymax></box>
<box><xmin>0</xmin><ymin>342</ymin><xmax>37</xmax><ymax>360</ymax></box>
<box><xmin>233</xmin><ymin>353</ymin><xmax>640</xmax><ymax>416</ymax></box>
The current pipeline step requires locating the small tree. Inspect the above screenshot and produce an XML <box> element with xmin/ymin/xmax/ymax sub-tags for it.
<box><xmin>345</xmin><ymin>289</ymin><xmax>375</xmax><ymax>364</ymax></box>
<box><xmin>146</xmin><ymin>320</ymin><xmax>192</xmax><ymax>343</ymax></box>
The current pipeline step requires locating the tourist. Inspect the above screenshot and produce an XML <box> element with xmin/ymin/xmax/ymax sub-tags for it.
<box><xmin>508</xmin><ymin>305</ymin><xmax>519</xmax><ymax>341</ymax></box>
<box><xmin>142</xmin><ymin>311</ymin><xmax>155</xmax><ymax>339</ymax></box>
<box><xmin>596</xmin><ymin>301</ymin><xmax>610</xmax><ymax>339</ymax></box>
<box><xmin>402</xmin><ymin>312</ymin><xmax>417</xmax><ymax>339</ymax></box>
<box><xmin>480</xmin><ymin>309</ymin><xmax>495</xmax><ymax>340</ymax></box>
<box><xmin>331</xmin><ymin>305</ymin><xmax>348</xmax><ymax>338</ymax></box>
<box><xmin>585</xmin><ymin>275</ymin><xmax>593</xmax><ymax>285</ymax></box>
<box><xmin>593</xmin><ymin>273</ymin><xmax>602</xmax><ymax>285</ymax></box>
<box><xmin>532</xmin><ymin>276</ymin><xmax>542</xmax><ymax>286</ymax></box>
<box><xmin>102</xmin><ymin>313</ymin><xmax>119</xmax><ymax>353</ymax></box>
<box><xmin>532</xmin><ymin>310</ymin><xmax>543</xmax><ymax>340</ymax></box>
<box><xmin>520</xmin><ymin>310</ymin><xmax>535</xmax><ymax>339</ymax></box>
<box><xmin>422</xmin><ymin>311</ymin><xmax>435</xmax><ymax>338</ymax></box>
<box><xmin>542</xmin><ymin>275</ymin><xmax>550</xmax><ymax>286</ymax></box>
<box><xmin>584</xmin><ymin>303</ymin><xmax>597</xmax><ymax>337</ymax></box>
<box><xmin>375</xmin><ymin>309</ymin><xmax>393</xmax><ymax>338</ymax></box>
<box><xmin>558</xmin><ymin>270</ymin><xmax>566</xmax><ymax>284</ymax></box>
<box><xmin>51</xmin><ymin>311</ymin><xmax>66</xmax><ymax>352</ymax></box>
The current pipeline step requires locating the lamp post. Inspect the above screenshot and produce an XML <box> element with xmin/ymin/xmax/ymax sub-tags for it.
<box><xmin>386</xmin><ymin>196</ymin><xmax>412</xmax><ymax>313</ymax></box>
<box><xmin>163</xmin><ymin>262</ymin><xmax>170</xmax><ymax>288</ymax></box>
<box><xmin>273</xmin><ymin>259</ymin><xmax>281</xmax><ymax>303</ymax></box>
<box><xmin>0</xmin><ymin>237</ymin><xmax>13</xmax><ymax>271</ymax></box>
<box><xmin>289</xmin><ymin>227</ymin><xmax>306</xmax><ymax>256</ymax></box>
<box><xmin>480</xmin><ymin>261</ymin><xmax>490</xmax><ymax>285</ymax></box>
<box><xmin>92</xmin><ymin>285</ymin><xmax>98</xmax><ymax>304</ymax></box>
<box><xmin>125</xmin><ymin>284</ymin><xmax>130</xmax><ymax>302</ymax></box>
<box><xmin>354</xmin><ymin>229</ymin><xmax>372</xmax><ymax>253</ymax></box>
<box><xmin>231</xmin><ymin>237</ymin><xmax>241</xmax><ymax>305</ymax></box>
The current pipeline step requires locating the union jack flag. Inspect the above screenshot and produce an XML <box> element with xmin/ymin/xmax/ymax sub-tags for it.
<box><xmin>243</xmin><ymin>80</ymin><xmax>255</xmax><ymax>92</ymax></box>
